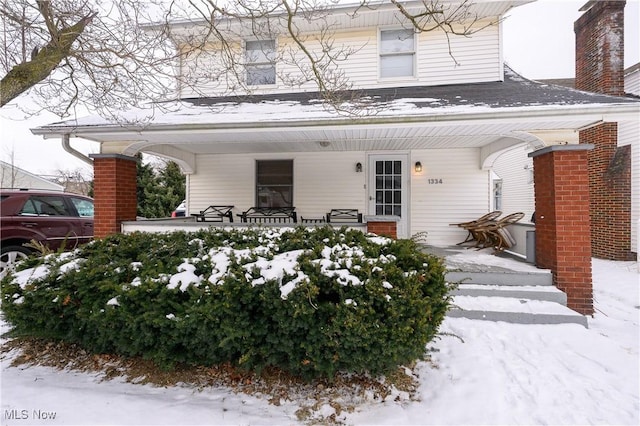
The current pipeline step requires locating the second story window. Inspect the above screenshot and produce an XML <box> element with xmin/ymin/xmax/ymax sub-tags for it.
<box><xmin>379</xmin><ymin>29</ymin><xmax>415</xmax><ymax>78</ymax></box>
<box><xmin>245</xmin><ymin>40</ymin><xmax>276</xmax><ymax>85</ymax></box>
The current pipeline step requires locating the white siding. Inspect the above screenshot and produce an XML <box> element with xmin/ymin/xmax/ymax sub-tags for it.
<box><xmin>188</xmin><ymin>149</ymin><xmax>495</xmax><ymax>245</ymax></box>
<box><xmin>189</xmin><ymin>152</ymin><xmax>367</xmax><ymax>219</ymax></box>
<box><xmin>178</xmin><ymin>21</ymin><xmax>501</xmax><ymax>98</ymax></box>
<box><xmin>410</xmin><ymin>148</ymin><xmax>490</xmax><ymax>245</ymax></box>
<box><xmin>622</xmin><ymin>66</ymin><xmax>639</xmax><ymax>253</ymax></box>
<box><xmin>417</xmin><ymin>23</ymin><xmax>502</xmax><ymax>85</ymax></box>
<box><xmin>618</xmin><ymin>120</ymin><xmax>639</xmax><ymax>252</ymax></box>
<box><xmin>624</xmin><ymin>68</ymin><xmax>640</xmax><ymax>95</ymax></box>
<box><xmin>491</xmin><ymin>144</ymin><xmax>535</xmax><ymax>221</ymax></box>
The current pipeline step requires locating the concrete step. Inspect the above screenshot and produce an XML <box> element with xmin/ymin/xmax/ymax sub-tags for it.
<box><xmin>447</xmin><ymin>295</ymin><xmax>588</xmax><ymax>327</ymax></box>
<box><xmin>446</xmin><ymin>270</ymin><xmax>553</xmax><ymax>286</ymax></box>
<box><xmin>452</xmin><ymin>284</ymin><xmax>567</xmax><ymax>304</ymax></box>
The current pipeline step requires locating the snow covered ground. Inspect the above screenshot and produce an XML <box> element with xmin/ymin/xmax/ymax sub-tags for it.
<box><xmin>1</xmin><ymin>258</ymin><xmax>638</xmax><ymax>425</ymax></box>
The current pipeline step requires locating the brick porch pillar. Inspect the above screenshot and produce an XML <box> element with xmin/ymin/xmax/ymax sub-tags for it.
<box><xmin>89</xmin><ymin>154</ymin><xmax>138</xmax><ymax>238</ymax></box>
<box><xmin>529</xmin><ymin>145</ymin><xmax>594</xmax><ymax>315</ymax></box>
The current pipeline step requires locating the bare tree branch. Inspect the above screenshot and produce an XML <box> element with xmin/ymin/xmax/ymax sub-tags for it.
<box><xmin>1</xmin><ymin>9</ymin><xmax>95</xmax><ymax>106</ymax></box>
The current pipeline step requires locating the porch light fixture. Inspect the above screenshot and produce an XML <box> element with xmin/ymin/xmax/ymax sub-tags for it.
<box><xmin>414</xmin><ymin>161</ymin><xmax>422</xmax><ymax>172</ymax></box>
<box><xmin>355</xmin><ymin>162</ymin><xmax>363</xmax><ymax>172</ymax></box>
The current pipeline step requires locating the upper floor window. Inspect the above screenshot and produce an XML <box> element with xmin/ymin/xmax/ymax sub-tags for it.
<box><xmin>245</xmin><ymin>40</ymin><xmax>276</xmax><ymax>85</ymax></box>
<box><xmin>379</xmin><ymin>29</ymin><xmax>415</xmax><ymax>78</ymax></box>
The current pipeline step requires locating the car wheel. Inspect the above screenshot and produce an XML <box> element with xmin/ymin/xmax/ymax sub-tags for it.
<box><xmin>0</xmin><ymin>246</ymin><xmax>32</xmax><ymax>278</ymax></box>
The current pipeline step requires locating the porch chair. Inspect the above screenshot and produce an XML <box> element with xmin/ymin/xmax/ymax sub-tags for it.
<box><xmin>326</xmin><ymin>209</ymin><xmax>363</xmax><ymax>223</ymax></box>
<box><xmin>237</xmin><ymin>207</ymin><xmax>298</xmax><ymax>223</ymax></box>
<box><xmin>473</xmin><ymin>212</ymin><xmax>525</xmax><ymax>252</ymax></box>
<box><xmin>450</xmin><ymin>211</ymin><xmax>502</xmax><ymax>246</ymax></box>
<box><xmin>192</xmin><ymin>205</ymin><xmax>234</xmax><ymax>222</ymax></box>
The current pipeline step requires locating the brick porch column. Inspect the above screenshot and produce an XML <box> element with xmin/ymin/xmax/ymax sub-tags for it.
<box><xmin>89</xmin><ymin>154</ymin><xmax>138</xmax><ymax>238</ymax></box>
<box><xmin>529</xmin><ymin>145</ymin><xmax>594</xmax><ymax>315</ymax></box>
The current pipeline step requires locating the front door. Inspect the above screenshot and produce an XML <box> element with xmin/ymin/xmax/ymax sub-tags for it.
<box><xmin>368</xmin><ymin>154</ymin><xmax>409</xmax><ymax>238</ymax></box>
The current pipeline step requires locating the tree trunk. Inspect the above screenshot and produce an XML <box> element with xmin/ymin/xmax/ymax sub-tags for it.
<box><xmin>0</xmin><ymin>13</ymin><xmax>95</xmax><ymax>107</ymax></box>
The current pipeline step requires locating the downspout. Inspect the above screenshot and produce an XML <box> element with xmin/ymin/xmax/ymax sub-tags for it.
<box><xmin>61</xmin><ymin>134</ymin><xmax>93</xmax><ymax>166</ymax></box>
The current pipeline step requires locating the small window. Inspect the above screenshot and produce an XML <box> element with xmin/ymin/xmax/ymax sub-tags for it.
<box><xmin>256</xmin><ymin>160</ymin><xmax>293</xmax><ymax>208</ymax></box>
<box><xmin>245</xmin><ymin>40</ymin><xmax>276</xmax><ymax>85</ymax></box>
<box><xmin>380</xmin><ymin>29</ymin><xmax>415</xmax><ymax>78</ymax></box>
<box><xmin>493</xmin><ymin>180</ymin><xmax>503</xmax><ymax>211</ymax></box>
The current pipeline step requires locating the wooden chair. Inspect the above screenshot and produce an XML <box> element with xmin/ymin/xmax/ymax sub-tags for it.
<box><xmin>450</xmin><ymin>211</ymin><xmax>502</xmax><ymax>246</ymax></box>
<box><xmin>473</xmin><ymin>212</ymin><xmax>525</xmax><ymax>251</ymax></box>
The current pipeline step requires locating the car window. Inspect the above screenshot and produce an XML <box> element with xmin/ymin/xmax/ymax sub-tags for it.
<box><xmin>70</xmin><ymin>197</ymin><xmax>94</xmax><ymax>217</ymax></box>
<box><xmin>19</xmin><ymin>198</ymin><xmax>38</xmax><ymax>215</ymax></box>
<box><xmin>20</xmin><ymin>196</ymin><xmax>73</xmax><ymax>217</ymax></box>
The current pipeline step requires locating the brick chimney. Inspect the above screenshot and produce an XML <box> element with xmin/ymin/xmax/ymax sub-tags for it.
<box><xmin>575</xmin><ymin>0</ymin><xmax>633</xmax><ymax>261</ymax></box>
<box><xmin>575</xmin><ymin>1</ymin><xmax>626</xmax><ymax>95</ymax></box>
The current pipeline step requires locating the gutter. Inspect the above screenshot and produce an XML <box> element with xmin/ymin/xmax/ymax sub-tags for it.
<box><xmin>61</xmin><ymin>133</ymin><xmax>93</xmax><ymax>166</ymax></box>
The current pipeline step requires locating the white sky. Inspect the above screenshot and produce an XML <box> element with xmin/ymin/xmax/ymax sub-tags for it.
<box><xmin>1</xmin><ymin>0</ymin><xmax>639</xmax><ymax>176</ymax></box>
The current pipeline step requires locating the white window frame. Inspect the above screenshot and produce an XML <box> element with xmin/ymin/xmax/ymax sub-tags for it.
<box><xmin>493</xmin><ymin>179</ymin><xmax>503</xmax><ymax>211</ymax></box>
<box><xmin>379</xmin><ymin>28</ymin><xmax>416</xmax><ymax>79</ymax></box>
<box><xmin>245</xmin><ymin>39</ymin><xmax>276</xmax><ymax>86</ymax></box>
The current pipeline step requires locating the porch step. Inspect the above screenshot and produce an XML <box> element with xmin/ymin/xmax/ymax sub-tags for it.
<box><xmin>445</xmin><ymin>269</ymin><xmax>588</xmax><ymax>327</ymax></box>
<box><xmin>445</xmin><ymin>270</ymin><xmax>553</xmax><ymax>287</ymax></box>
<box><xmin>451</xmin><ymin>284</ymin><xmax>567</xmax><ymax>304</ymax></box>
<box><xmin>447</xmin><ymin>296</ymin><xmax>588</xmax><ymax>327</ymax></box>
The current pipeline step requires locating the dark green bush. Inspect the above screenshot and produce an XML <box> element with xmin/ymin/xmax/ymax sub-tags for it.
<box><xmin>1</xmin><ymin>226</ymin><xmax>451</xmax><ymax>380</ymax></box>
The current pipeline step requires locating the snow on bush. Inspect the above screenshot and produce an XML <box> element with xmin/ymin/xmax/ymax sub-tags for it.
<box><xmin>1</xmin><ymin>226</ymin><xmax>451</xmax><ymax>380</ymax></box>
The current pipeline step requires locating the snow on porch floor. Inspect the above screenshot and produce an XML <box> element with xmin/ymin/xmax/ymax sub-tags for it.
<box><xmin>421</xmin><ymin>245</ymin><xmax>546</xmax><ymax>273</ymax></box>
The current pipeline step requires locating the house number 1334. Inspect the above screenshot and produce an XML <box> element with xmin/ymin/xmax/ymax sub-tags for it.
<box><xmin>428</xmin><ymin>179</ymin><xmax>443</xmax><ymax>184</ymax></box>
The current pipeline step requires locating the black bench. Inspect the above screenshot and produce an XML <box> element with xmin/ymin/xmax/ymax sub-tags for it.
<box><xmin>191</xmin><ymin>205</ymin><xmax>234</xmax><ymax>222</ymax></box>
<box><xmin>301</xmin><ymin>217</ymin><xmax>326</xmax><ymax>223</ymax></box>
<box><xmin>326</xmin><ymin>209</ymin><xmax>363</xmax><ymax>223</ymax></box>
<box><xmin>237</xmin><ymin>207</ymin><xmax>298</xmax><ymax>223</ymax></box>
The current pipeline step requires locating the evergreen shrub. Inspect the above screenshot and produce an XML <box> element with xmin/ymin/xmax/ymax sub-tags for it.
<box><xmin>1</xmin><ymin>226</ymin><xmax>451</xmax><ymax>379</ymax></box>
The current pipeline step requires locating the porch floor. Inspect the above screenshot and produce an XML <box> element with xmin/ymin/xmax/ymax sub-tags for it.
<box><xmin>421</xmin><ymin>245</ymin><xmax>542</xmax><ymax>274</ymax></box>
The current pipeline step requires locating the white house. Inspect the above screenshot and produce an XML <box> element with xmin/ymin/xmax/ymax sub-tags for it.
<box><xmin>0</xmin><ymin>160</ymin><xmax>64</xmax><ymax>191</ymax></box>
<box><xmin>31</xmin><ymin>0</ymin><xmax>640</xmax><ymax>314</ymax></box>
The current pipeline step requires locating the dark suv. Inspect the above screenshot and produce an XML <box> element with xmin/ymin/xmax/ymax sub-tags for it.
<box><xmin>1</xmin><ymin>189</ymin><xmax>94</xmax><ymax>277</ymax></box>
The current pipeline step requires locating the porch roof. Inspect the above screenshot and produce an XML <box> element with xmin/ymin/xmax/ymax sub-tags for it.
<box><xmin>32</xmin><ymin>67</ymin><xmax>640</xmax><ymax>171</ymax></box>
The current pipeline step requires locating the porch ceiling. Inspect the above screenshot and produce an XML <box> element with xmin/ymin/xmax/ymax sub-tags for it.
<box><xmin>96</xmin><ymin>116</ymin><xmax>604</xmax><ymax>156</ymax></box>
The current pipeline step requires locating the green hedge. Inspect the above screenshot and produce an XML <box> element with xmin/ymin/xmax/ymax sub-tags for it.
<box><xmin>1</xmin><ymin>226</ymin><xmax>451</xmax><ymax>380</ymax></box>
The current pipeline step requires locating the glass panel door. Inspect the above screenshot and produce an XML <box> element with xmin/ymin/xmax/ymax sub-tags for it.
<box><xmin>368</xmin><ymin>154</ymin><xmax>408</xmax><ymax>238</ymax></box>
<box><xmin>375</xmin><ymin>159</ymin><xmax>402</xmax><ymax>216</ymax></box>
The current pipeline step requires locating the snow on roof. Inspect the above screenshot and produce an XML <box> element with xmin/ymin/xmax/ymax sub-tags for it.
<box><xmin>34</xmin><ymin>66</ymin><xmax>640</xmax><ymax>133</ymax></box>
